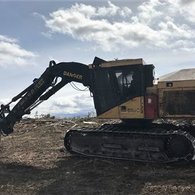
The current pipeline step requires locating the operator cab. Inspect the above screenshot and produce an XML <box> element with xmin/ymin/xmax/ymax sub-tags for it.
<box><xmin>89</xmin><ymin>57</ymin><xmax>154</xmax><ymax>119</ymax></box>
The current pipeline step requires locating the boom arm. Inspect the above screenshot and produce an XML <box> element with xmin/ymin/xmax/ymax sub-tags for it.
<box><xmin>0</xmin><ymin>60</ymin><xmax>91</xmax><ymax>135</ymax></box>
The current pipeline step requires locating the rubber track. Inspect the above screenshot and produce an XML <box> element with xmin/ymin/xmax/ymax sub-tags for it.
<box><xmin>64</xmin><ymin>122</ymin><xmax>195</xmax><ymax>163</ymax></box>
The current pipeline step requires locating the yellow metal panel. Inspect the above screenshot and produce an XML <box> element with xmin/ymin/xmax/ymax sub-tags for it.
<box><xmin>98</xmin><ymin>106</ymin><xmax>120</xmax><ymax>119</ymax></box>
<box><xmin>119</xmin><ymin>97</ymin><xmax>144</xmax><ymax>119</ymax></box>
<box><xmin>158</xmin><ymin>80</ymin><xmax>195</xmax><ymax>89</ymax></box>
<box><xmin>98</xmin><ymin>97</ymin><xmax>145</xmax><ymax>119</ymax></box>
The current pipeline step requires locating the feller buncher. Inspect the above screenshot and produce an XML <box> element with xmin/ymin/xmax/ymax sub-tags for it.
<box><xmin>0</xmin><ymin>57</ymin><xmax>195</xmax><ymax>163</ymax></box>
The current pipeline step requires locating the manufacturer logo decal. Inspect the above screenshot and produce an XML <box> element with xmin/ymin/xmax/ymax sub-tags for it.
<box><xmin>64</xmin><ymin>71</ymin><xmax>83</xmax><ymax>80</ymax></box>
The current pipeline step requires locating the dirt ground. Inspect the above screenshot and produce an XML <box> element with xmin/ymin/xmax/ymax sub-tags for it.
<box><xmin>0</xmin><ymin>118</ymin><xmax>195</xmax><ymax>195</ymax></box>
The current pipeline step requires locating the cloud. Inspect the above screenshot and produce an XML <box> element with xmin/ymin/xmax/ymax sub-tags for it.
<box><xmin>0</xmin><ymin>34</ymin><xmax>37</xmax><ymax>67</ymax></box>
<box><xmin>51</xmin><ymin>93</ymin><xmax>94</xmax><ymax>114</ymax></box>
<box><xmin>43</xmin><ymin>1</ymin><xmax>132</xmax><ymax>51</ymax></box>
<box><xmin>31</xmin><ymin>92</ymin><xmax>94</xmax><ymax>117</ymax></box>
<box><xmin>178</xmin><ymin>0</ymin><xmax>195</xmax><ymax>23</ymax></box>
<box><xmin>136</xmin><ymin>0</ymin><xmax>164</xmax><ymax>24</ymax></box>
<box><xmin>179</xmin><ymin>0</ymin><xmax>194</xmax><ymax>5</ymax></box>
<box><xmin>42</xmin><ymin>0</ymin><xmax>195</xmax><ymax>52</ymax></box>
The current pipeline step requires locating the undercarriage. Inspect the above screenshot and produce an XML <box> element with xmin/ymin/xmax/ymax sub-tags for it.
<box><xmin>64</xmin><ymin>121</ymin><xmax>195</xmax><ymax>163</ymax></box>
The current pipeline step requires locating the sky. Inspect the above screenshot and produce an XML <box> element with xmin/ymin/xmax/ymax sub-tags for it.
<box><xmin>0</xmin><ymin>0</ymin><xmax>195</xmax><ymax>117</ymax></box>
